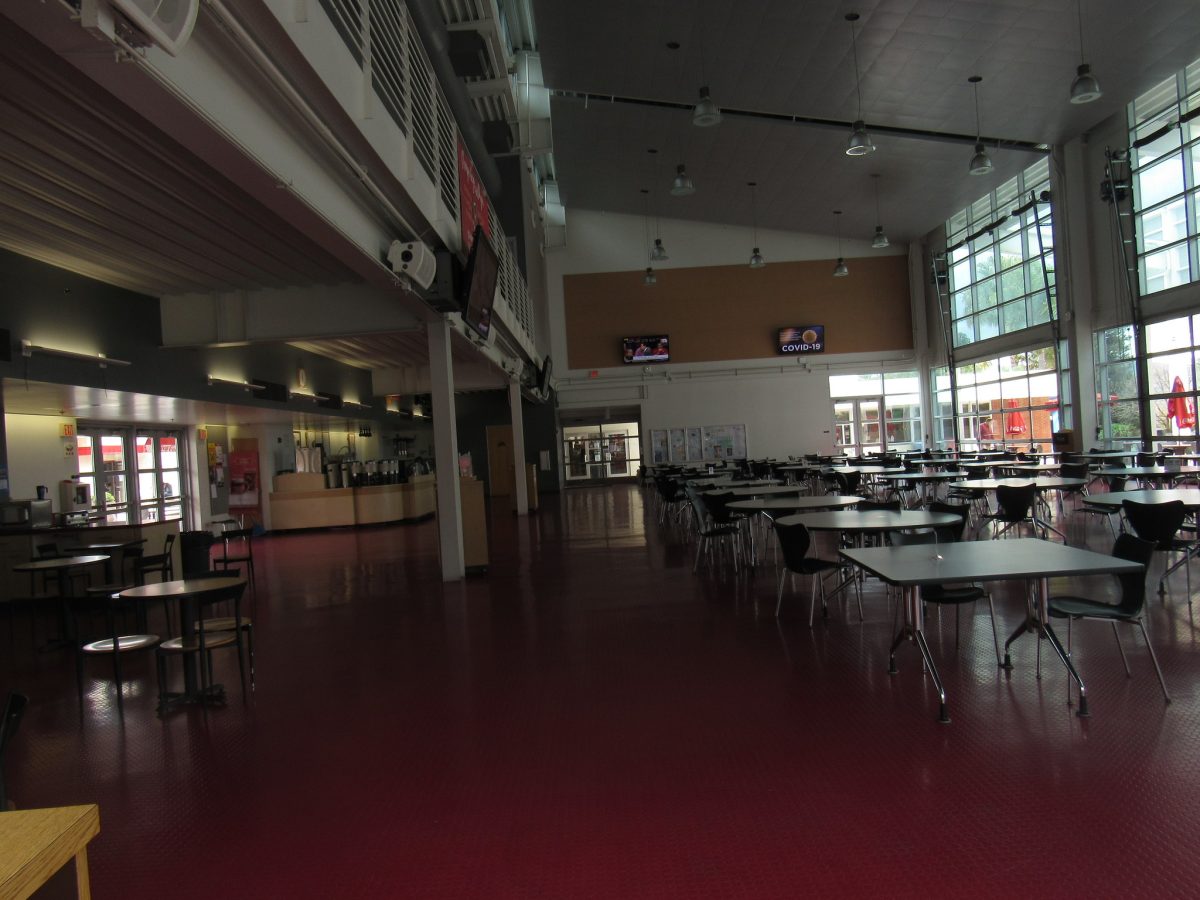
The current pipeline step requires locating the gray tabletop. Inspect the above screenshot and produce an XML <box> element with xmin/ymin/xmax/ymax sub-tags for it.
<box><xmin>1082</xmin><ymin>489</ymin><xmax>1200</xmax><ymax>510</ymax></box>
<box><xmin>776</xmin><ymin>510</ymin><xmax>961</xmax><ymax>532</ymax></box>
<box><xmin>840</xmin><ymin>538</ymin><xmax>1143</xmax><ymax>586</ymax></box>
<box><xmin>948</xmin><ymin>477</ymin><xmax>1087</xmax><ymax>491</ymax></box>
<box><xmin>823</xmin><ymin>466</ymin><xmax>905</xmax><ymax>475</ymax></box>
<box><xmin>13</xmin><ymin>554</ymin><xmax>110</xmax><ymax>572</ymax></box>
<box><xmin>1003</xmin><ymin>463</ymin><xmax>1062</xmax><ymax>474</ymax></box>
<box><xmin>703</xmin><ymin>484</ymin><xmax>806</xmax><ymax>497</ymax></box>
<box><xmin>1088</xmin><ymin>466</ymin><xmax>1176</xmax><ymax>478</ymax></box>
<box><xmin>875</xmin><ymin>471</ymin><xmax>963</xmax><ymax>482</ymax></box>
<box><xmin>727</xmin><ymin>496</ymin><xmax>862</xmax><ymax>513</ymax></box>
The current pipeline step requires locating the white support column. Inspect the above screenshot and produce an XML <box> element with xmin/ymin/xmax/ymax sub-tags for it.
<box><xmin>509</xmin><ymin>379</ymin><xmax>529</xmax><ymax>515</ymax></box>
<box><xmin>428</xmin><ymin>318</ymin><xmax>465</xmax><ymax>580</ymax></box>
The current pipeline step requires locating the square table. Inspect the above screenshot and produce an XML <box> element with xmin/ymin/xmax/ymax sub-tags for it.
<box><xmin>0</xmin><ymin>804</ymin><xmax>100</xmax><ymax>899</ymax></box>
<box><xmin>840</xmin><ymin>538</ymin><xmax>1143</xmax><ymax>722</ymax></box>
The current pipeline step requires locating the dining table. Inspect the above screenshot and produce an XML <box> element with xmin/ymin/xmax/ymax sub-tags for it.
<box><xmin>947</xmin><ymin>477</ymin><xmax>1086</xmax><ymax>541</ymax></box>
<box><xmin>1080</xmin><ymin>488</ymin><xmax>1200</xmax><ymax>511</ymax></box>
<box><xmin>12</xmin><ymin>554</ymin><xmax>110</xmax><ymax>651</ymax></box>
<box><xmin>840</xmin><ymin>538</ymin><xmax>1144</xmax><ymax>722</ymax></box>
<box><xmin>118</xmin><ymin>576</ymin><xmax>245</xmax><ymax>712</ymax></box>
<box><xmin>0</xmin><ymin>804</ymin><xmax>101</xmax><ymax>900</ymax></box>
<box><xmin>874</xmin><ymin>470</ymin><xmax>965</xmax><ymax>506</ymax></box>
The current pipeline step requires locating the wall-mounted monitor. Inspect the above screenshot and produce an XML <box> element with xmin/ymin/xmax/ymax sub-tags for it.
<box><xmin>623</xmin><ymin>335</ymin><xmax>670</xmax><ymax>364</ymax></box>
<box><xmin>461</xmin><ymin>225</ymin><xmax>499</xmax><ymax>340</ymax></box>
<box><xmin>778</xmin><ymin>325</ymin><xmax>825</xmax><ymax>354</ymax></box>
<box><xmin>537</xmin><ymin>356</ymin><xmax>553</xmax><ymax>394</ymax></box>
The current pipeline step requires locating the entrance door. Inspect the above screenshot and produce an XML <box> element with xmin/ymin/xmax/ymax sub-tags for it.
<box><xmin>833</xmin><ymin>397</ymin><xmax>886</xmax><ymax>456</ymax></box>
<box><xmin>486</xmin><ymin>425</ymin><xmax>515</xmax><ymax>497</ymax></box>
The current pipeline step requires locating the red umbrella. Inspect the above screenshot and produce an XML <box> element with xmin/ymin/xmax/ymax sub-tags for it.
<box><xmin>1004</xmin><ymin>398</ymin><xmax>1027</xmax><ymax>435</ymax></box>
<box><xmin>1167</xmin><ymin>376</ymin><xmax>1196</xmax><ymax>429</ymax></box>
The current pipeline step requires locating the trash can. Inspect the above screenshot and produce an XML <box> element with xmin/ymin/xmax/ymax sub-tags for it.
<box><xmin>180</xmin><ymin>530</ymin><xmax>215</xmax><ymax>578</ymax></box>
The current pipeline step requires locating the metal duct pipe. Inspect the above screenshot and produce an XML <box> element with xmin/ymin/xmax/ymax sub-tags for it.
<box><xmin>406</xmin><ymin>0</ymin><xmax>504</xmax><ymax>201</ymax></box>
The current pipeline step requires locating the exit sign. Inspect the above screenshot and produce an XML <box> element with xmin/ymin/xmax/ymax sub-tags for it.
<box><xmin>59</xmin><ymin>423</ymin><xmax>75</xmax><ymax>438</ymax></box>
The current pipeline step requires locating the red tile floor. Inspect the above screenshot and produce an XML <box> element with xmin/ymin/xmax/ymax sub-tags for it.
<box><xmin>4</xmin><ymin>484</ymin><xmax>1200</xmax><ymax>898</ymax></box>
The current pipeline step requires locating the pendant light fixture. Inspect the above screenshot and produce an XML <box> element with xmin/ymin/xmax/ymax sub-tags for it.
<box><xmin>640</xmin><ymin>188</ymin><xmax>657</xmax><ymax>286</ymax></box>
<box><xmin>646</xmin><ymin>148</ymin><xmax>669</xmax><ymax>260</ymax></box>
<box><xmin>832</xmin><ymin>210</ymin><xmax>849</xmax><ymax>277</ymax></box>
<box><xmin>748</xmin><ymin>181</ymin><xmax>765</xmax><ymax>268</ymax></box>
<box><xmin>967</xmin><ymin>75</ymin><xmax>994</xmax><ymax>176</ymax></box>
<box><xmin>671</xmin><ymin>163</ymin><xmax>696</xmax><ymax>196</ymax></box>
<box><xmin>870</xmin><ymin>174</ymin><xmax>889</xmax><ymax>249</ymax></box>
<box><xmin>844</xmin><ymin>13</ymin><xmax>875</xmax><ymax>157</ymax></box>
<box><xmin>1069</xmin><ymin>0</ymin><xmax>1102</xmax><ymax>103</ymax></box>
<box><xmin>693</xmin><ymin>86</ymin><xmax>722</xmax><ymax>127</ymax></box>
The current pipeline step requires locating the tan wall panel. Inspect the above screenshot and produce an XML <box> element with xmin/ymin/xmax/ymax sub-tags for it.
<box><xmin>564</xmin><ymin>255</ymin><xmax>911</xmax><ymax>370</ymax></box>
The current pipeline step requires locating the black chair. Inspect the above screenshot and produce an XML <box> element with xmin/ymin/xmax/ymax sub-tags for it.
<box><xmin>1061</xmin><ymin>462</ymin><xmax>1119</xmax><ymax>537</ymax></box>
<box><xmin>772</xmin><ymin>519</ymin><xmax>841</xmax><ymax>624</ymax></box>
<box><xmin>0</xmin><ymin>691</ymin><xmax>28</xmax><ymax>810</ymax></box>
<box><xmin>685</xmin><ymin>487</ymin><xmax>743</xmax><ymax>574</ymax></box>
<box><xmin>137</xmin><ymin>533</ymin><xmax>177</xmax><ymax>583</ymax></box>
<box><xmin>74</xmin><ymin>591</ymin><xmax>161</xmax><ymax>714</ymax></box>
<box><xmin>928</xmin><ymin>501</ymin><xmax>972</xmax><ymax>543</ymax></box>
<box><xmin>214</xmin><ymin>527</ymin><xmax>256</xmax><ymax>591</ymax></box>
<box><xmin>655</xmin><ymin>477</ymin><xmax>687</xmax><ymax>525</ymax></box>
<box><xmin>1121</xmin><ymin>499</ymin><xmax>1194</xmax><ymax>598</ymax></box>
<box><xmin>1048</xmin><ymin>533</ymin><xmax>1168</xmax><ymax>703</ymax></box>
<box><xmin>984</xmin><ymin>483</ymin><xmax>1042</xmax><ymax>540</ymax></box>
<box><xmin>889</xmin><ymin>519</ymin><xmax>1003</xmax><ymax>666</ymax></box>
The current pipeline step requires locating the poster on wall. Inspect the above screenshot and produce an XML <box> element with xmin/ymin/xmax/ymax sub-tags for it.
<box><xmin>702</xmin><ymin>424</ymin><xmax>748</xmax><ymax>460</ymax></box>
<box><xmin>686</xmin><ymin>427</ymin><xmax>703</xmax><ymax>461</ymax></box>
<box><xmin>669</xmin><ymin>428</ymin><xmax>687</xmax><ymax>463</ymax></box>
<box><xmin>227</xmin><ymin>450</ymin><xmax>259</xmax><ymax>508</ymax></box>
<box><xmin>651</xmin><ymin>430</ymin><xmax>668</xmax><ymax>464</ymax></box>
<box><xmin>207</xmin><ymin>442</ymin><xmax>225</xmax><ymax>500</ymax></box>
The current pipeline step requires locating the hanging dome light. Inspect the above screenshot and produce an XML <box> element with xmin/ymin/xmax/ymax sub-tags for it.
<box><xmin>692</xmin><ymin>86</ymin><xmax>722</xmax><ymax>127</ymax></box>
<box><xmin>844</xmin><ymin>14</ymin><xmax>876</xmax><ymax>157</ymax></box>
<box><xmin>832</xmin><ymin>209</ymin><xmax>849</xmax><ymax>277</ymax></box>
<box><xmin>1070</xmin><ymin>63</ymin><xmax>1102</xmax><ymax>104</ymax></box>
<box><xmin>747</xmin><ymin>181</ymin><xmax>765</xmax><ymax>268</ymax></box>
<box><xmin>969</xmin><ymin>142</ymin><xmax>994</xmax><ymax>175</ymax></box>
<box><xmin>1068</xmin><ymin>1</ymin><xmax>1102</xmax><ymax>104</ymax></box>
<box><xmin>967</xmin><ymin>77</ymin><xmax>994</xmax><ymax>176</ymax></box>
<box><xmin>670</xmin><ymin>163</ymin><xmax>696</xmax><ymax>196</ymax></box>
<box><xmin>847</xmin><ymin>120</ymin><xmax>875</xmax><ymax>156</ymax></box>
<box><xmin>650</xmin><ymin>238</ymin><xmax>669</xmax><ymax>261</ymax></box>
<box><xmin>643</xmin><ymin>267</ymin><xmax>657</xmax><ymax>286</ymax></box>
<box><xmin>870</xmin><ymin>174</ymin><xmax>889</xmax><ymax>248</ymax></box>
<box><xmin>749</xmin><ymin>248</ymin><xmax>766</xmax><ymax>269</ymax></box>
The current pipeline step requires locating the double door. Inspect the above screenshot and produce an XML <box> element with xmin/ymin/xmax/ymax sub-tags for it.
<box><xmin>833</xmin><ymin>398</ymin><xmax>887</xmax><ymax>456</ymax></box>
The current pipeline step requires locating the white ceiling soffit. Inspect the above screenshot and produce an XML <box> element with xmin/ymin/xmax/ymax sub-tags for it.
<box><xmin>290</xmin><ymin>330</ymin><xmax>509</xmax><ymax>390</ymax></box>
<box><xmin>533</xmin><ymin>0</ymin><xmax>1200</xmax><ymax>243</ymax></box>
<box><xmin>0</xmin><ymin>11</ymin><xmax>358</xmax><ymax>297</ymax></box>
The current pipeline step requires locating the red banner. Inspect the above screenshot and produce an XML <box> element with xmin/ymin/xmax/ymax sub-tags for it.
<box><xmin>228</xmin><ymin>450</ymin><xmax>259</xmax><ymax>509</ymax></box>
<box><xmin>457</xmin><ymin>136</ymin><xmax>491</xmax><ymax>253</ymax></box>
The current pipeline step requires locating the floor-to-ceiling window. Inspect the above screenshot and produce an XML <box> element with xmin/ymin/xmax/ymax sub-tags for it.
<box><xmin>1129</xmin><ymin>56</ymin><xmax>1200</xmax><ymax>297</ymax></box>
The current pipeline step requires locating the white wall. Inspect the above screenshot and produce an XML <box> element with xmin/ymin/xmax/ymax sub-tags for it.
<box><xmin>4</xmin><ymin>414</ymin><xmax>77</xmax><ymax>507</ymax></box>
<box><xmin>543</xmin><ymin>209</ymin><xmax>915</xmax><ymax>459</ymax></box>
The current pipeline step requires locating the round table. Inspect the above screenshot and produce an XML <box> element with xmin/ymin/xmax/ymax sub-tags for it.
<box><xmin>776</xmin><ymin>509</ymin><xmax>960</xmax><ymax>534</ymax></box>
<box><xmin>705</xmin><ymin>484</ymin><xmax>807</xmax><ymax>498</ymax></box>
<box><xmin>119</xmin><ymin>577</ymin><xmax>245</xmax><ymax>710</ymax></box>
<box><xmin>1078</xmin><ymin>489</ymin><xmax>1200</xmax><ymax>511</ymax></box>
<box><xmin>12</xmin><ymin>555</ymin><xmax>110</xmax><ymax>651</ymax></box>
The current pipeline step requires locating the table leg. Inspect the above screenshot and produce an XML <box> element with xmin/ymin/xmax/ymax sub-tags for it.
<box><xmin>887</xmin><ymin>584</ymin><xmax>949</xmax><ymax>723</ymax></box>
<box><xmin>1001</xmin><ymin>577</ymin><xmax>1089</xmax><ymax>716</ymax></box>
<box><xmin>76</xmin><ymin>846</ymin><xmax>92</xmax><ymax>900</ymax></box>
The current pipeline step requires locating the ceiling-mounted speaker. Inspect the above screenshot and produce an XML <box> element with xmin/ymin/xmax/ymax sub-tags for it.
<box><xmin>82</xmin><ymin>0</ymin><xmax>199</xmax><ymax>56</ymax></box>
<box><xmin>387</xmin><ymin>240</ymin><xmax>438</xmax><ymax>290</ymax></box>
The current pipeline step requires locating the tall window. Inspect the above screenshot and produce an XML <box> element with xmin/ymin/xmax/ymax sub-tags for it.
<box><xmin>1129</xmin><ymin>56</ymin><xmax>1200</xmax><ymax>296</ymax></box>
<box><xmin>944</xmin><ymin>159</ymin><xmax>1056</xmax><ymax>349</ymax></box>
<box><xmin>829</xmin><ymin>371</ymin><xmax>920</xmax><ymax>454</ymax></box>
<box><xmin>930</xmin><ymin>345</ymin><xmax>1065</xmax><ymax>451</ymax></box>
<box><xmin>1095</xmin><ymin>314</ymin><xmax>1200</xmax><ymax>451</ymax></box>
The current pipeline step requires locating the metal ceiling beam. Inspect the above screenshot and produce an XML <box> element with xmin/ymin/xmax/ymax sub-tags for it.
<box><xmin>550</xmin><ymin>89</ymin><xmax>1051</xmax><ymax>154</ymax></box>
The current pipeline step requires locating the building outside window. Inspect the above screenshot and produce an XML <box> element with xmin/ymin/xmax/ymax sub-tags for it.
<box><xmin>76</xmin><ymin>427</ymin><xmax>188</xmax><ymax>525</ymax></box>
<box><xmin>1129</xmin><ymin>56</ymin><xmax>1200</xmax><ymax>297</ymax></box>
<box><xmin>945</xmin><ymin>159</ymin><xmax>1056</xmax><ymax>350</ymax></box>
<box><xmin>563</xmin><ymin>422</ymin><xmax>640</xmax><ymax>481</ymax></box>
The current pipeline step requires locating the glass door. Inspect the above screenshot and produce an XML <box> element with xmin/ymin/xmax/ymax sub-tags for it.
<box><xmin>833</xmin><ymin>397</ymin><xmax>887</xmax><ymax>456</ymax></box>
<box><xmin>135</xmin><ymin>431</ymin><xmax>185</xmax><ymax>524</ymax></box>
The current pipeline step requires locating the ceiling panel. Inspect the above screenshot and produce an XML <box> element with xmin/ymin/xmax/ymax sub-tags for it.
<box><xmin>533</xmin><ymin>0</ymin><xmax>1200</xmax><ymax>242</ymax></box>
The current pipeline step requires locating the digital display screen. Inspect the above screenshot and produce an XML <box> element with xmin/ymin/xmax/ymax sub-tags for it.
<box><xmin>778</xmin><ymin>325</ymin><xmax>825</xmax><ymax>354</ymax></box>
<box><xmin>622</xmin><ymin>335</ymin><xmax>670</xmax><ymax>363</ymax></box>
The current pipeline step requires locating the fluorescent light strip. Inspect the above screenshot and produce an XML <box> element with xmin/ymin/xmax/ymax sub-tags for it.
<box><xmin>207</xmin><ymin>376</ymin><xmax>265</xmax><ymax>391</ymax></box>
<box><xmin>22</xmin><ymin>339</ymin><xmax>131</xmax><ymax>368</ymax></box>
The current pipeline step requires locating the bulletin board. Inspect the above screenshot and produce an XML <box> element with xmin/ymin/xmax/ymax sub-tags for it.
<box><xmin>650</xmin><ymin>430</ymin><xmax>669</xmax><ymax>463</ymax></box>
<box><xmin>669</xmin><ymin>428</ymin><xmax>687</xmax><ymax>462</ymax></box>
<box><xmin>701</xmin><ymin>425</ymin><xmax>748</xmax><ymax>460</ymax></box>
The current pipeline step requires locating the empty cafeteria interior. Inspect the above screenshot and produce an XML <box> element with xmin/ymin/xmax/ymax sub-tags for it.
<box><xmin>4</xmin><ymin>1</ymin><xmax>1200</xmax><ymax>897</ymax></box>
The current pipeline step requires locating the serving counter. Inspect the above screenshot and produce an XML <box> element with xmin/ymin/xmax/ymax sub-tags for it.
<box><xmin>269</xmin><ymin>473</ymin><xmax>436</xmax><ymax>532</ymax></box>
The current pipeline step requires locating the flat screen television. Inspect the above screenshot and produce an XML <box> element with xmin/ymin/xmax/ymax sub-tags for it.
<box><xmin>537</xmin><ymin>356</ymin><xmax>553</xmax><ymax>394</ymax></box>
<box><xmin>778</xmin><ymin>325</ymin><xmax>825</xmax><ymax>354</ymax></box>
<box><xmin>461</xmin><ymin>225</ymin><xmax>499</xmax><ymax>340</ymax></box>
<box><xmin>622</xmin><ymin>335</ymin><xmax>670</xmax><ymax>364</ymax></box>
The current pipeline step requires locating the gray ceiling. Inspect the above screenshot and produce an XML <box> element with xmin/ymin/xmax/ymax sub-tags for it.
<box><xmin>534</xmin><ymin>0</ymin><xmax>1200</xmax><ymax>243</ymax></box>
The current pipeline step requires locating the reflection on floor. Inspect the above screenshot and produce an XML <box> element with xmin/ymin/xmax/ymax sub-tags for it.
<box><xmin>3</xmin><ymin>483</ymin><xmax>1200</xmax><ymax>898</ymax></box>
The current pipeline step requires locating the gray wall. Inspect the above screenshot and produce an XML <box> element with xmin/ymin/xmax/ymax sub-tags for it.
<box><xmin>454</xmin><ymin>388</ymin><xmax>560</xmax><ymax>496</ymax></box>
